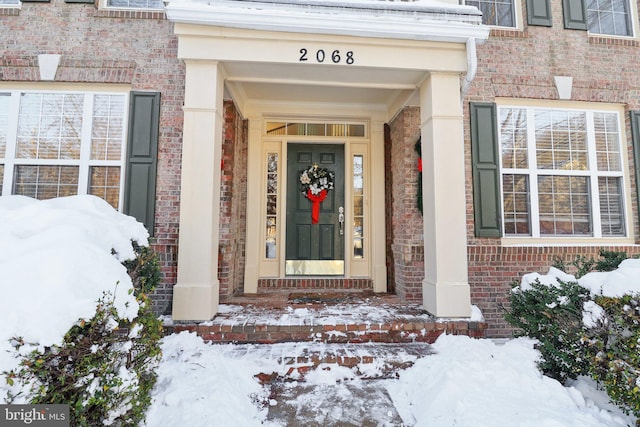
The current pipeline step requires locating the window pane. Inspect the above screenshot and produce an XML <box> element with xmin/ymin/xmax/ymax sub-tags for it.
<box><xmin>593</xmin><ymin>112</ymin><xmax>621</xmax><ymax>171</ymax></box>
<box><xmin>13</xmin><ymin>165</ymin><xmax>79</xmax><ymax>200</ymax></box>
<box><xmin>327</xmin><ymin>124</ymin><xmax>346</xmax><ymax>137</ymax></box>
<box><xmin>347</xmin><ymin>125</ymin><xmax>365</xmax><ymax>137</ymax></box>
<box><xmin>503</xmin><ymin>174</ymin><xmax>530</xmax><ymax>235</ymax></box>
<box><xmin>307</xmin><ymin>123</ymin><xmax>325</xmax><ymax>136</ymax></box>
<box><xmin>500</xmin><ymin>108</ymin><xmax>528</xmax><ymax>169</ymax></box>
<box><xmin>286</xmin><ymin>123</ymin><xmax>305</xmax><ymax>136</ymax></box>
<box><xmin>265</xmin><ymin>153</ymin><xmax>278</xmax><ymax>259</ymax></box>
<box><xmin>91</xmin><ymin>95</ymin><xmax>125</xmax><ymax>161</ymax></box>
<box><xmin>89</xmin><ymin>166</ymin><xmax>121</xmax><ymax>209</ymax></box>
<box><xmin>587</xmin><ymin>0</ymin><xmax>631</xmax><ymax>36</ymax></box>
<box><xmin>0</xmin><ymin>164</ymin><xmax>3</xmax><ymax>195</ymax></box>
<box><xmin>16</xmin><ymin>93</ymin><xmax>83</xmax><ymax>160</ymax></box>
<box><xmin>353</xmin><ymin>155</ymin><xmax>364</xmax><ymax>259</ymax></box>
<box><xmin>599</xmin><ymin>177</ymin><xmax>625</xmax><ymax>236</ymax></box>
<box><xmin>0</xmin><ymin>0</ymin><xmax>20</xmax><ymax>5</ymax></box>
<box><xmin>538</xmin><ymin>176</ymin><xmax>591</xmax><ymax>236</ymax></box>
<box><xmin>266</xmin><ymin>122</ymin><xmax>286</xmax><ymax>136</ymax></box>
<box><xmin>535</xmin><ymin>110</ymin><xmax>587</xmax><ymax>170</ymax></box>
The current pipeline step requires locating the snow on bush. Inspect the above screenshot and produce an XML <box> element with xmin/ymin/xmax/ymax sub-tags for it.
<box><xmin>0</xmin><ymin>195</ymin><xmax>162</xmax><ymax>426</ymax></box>
<box><xmin>507</xmin><ymin>251</ymin><xmax>640</xmax><ymax>420</ymax></box>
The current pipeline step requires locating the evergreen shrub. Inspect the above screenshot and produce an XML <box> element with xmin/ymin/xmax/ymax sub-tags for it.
<box><xmin>506</xmin><ymin>250</ymin><xmax>640</xmax><ymax>422</ymax></box>
<box><xmin>4</xmin><ymin>244</ymin><xmax>163</xmax><ymax>426</ymax></box>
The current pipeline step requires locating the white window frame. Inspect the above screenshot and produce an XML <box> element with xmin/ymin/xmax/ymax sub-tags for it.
<box><xmin>99</xmin><ymin>0</ymin><xmax>164</xmax><ymax>11</ymax></box>
<box><xmin>0</xmin><ymin>0</ymin><xmax>20</xmax><ymax>7</ymax></box>
<box><xmin>496</xmin><ymin>101</ymin><xmax>633</xmax><ymax>244</ymax></box>
<box><xmin>0</xmin><ymin>89</ymin><xmax>129</xmax><ymax>210</ymax></box>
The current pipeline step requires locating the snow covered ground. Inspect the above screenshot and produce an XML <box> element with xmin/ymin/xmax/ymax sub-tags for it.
<box><xmin>0</xmin><ymin>195</ymin><xmax>638</xmax><ymax>426</ymax></box>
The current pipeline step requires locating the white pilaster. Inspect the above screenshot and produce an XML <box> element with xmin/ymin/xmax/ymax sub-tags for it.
<box><xmin>172</xmin><ymin>60</ymin><xmax>224</xmax><ymax>321</ymax></box>
<box><xmin>371</xmin><ymin>120</ymin><xmax>388</xmax><ymax>293</ymax></box>
<box><xmin>419</xmin><ymin>72</ymin><xmax>471</xmax><ymax>317</ymax></box>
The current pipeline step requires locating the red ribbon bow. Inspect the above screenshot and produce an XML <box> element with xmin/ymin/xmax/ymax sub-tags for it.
<box><xmin>307</xmin><ymin>189</ymin><xmax>328</xmax><ymax>224</ymax></box>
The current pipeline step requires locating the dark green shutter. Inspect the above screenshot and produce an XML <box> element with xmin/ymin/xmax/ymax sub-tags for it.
<box><xmin>563</xmin><ymin>0</ymin><xmax>588</xmax><ymax>30</ymax></box>
<box><xmin>527</xmin><ymin>0</ymin><xmax>553</xmax><ymax>26</ymax></box>
<box><xmin>470</xmin><ymin>102</ymin><xmax>502</xmax><ymax>238</ymax></box>
<box><xmin>631</xmin><ymin>111</ymin><xmax>640</xmax><ymax>235</ymax></box>
<box><xmin>124</xmin><ymin>91</ymin><xmax>160</xmax><ymax>236</ymax></box>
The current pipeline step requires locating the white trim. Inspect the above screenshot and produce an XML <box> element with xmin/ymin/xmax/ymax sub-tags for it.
<box><xmin>166</xmin><ymin>0</ymin><xmax>489</xmax><ymax>43</ymax></box>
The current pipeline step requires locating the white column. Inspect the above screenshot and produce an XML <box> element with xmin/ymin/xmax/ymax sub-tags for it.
<box><xmin>419</xmin><ymin>72</ymin><xmax>471</xmax><ymax>317</ymax></box>
<box><xmin>172</xmin><ymin>60</ymin><xmax>224</xmax><ymax>321</ymax></box>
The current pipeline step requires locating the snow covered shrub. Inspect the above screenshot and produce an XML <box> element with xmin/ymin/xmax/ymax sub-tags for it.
<box><xmin>588</xmin><ymin>295</ymin><xmax>640</xmax><ymax>419</ymax></box>
<box><xmin>506</xmin><ymin>250</ymin><xmax>640</xmax><ymax>421</ymax></box>
<box><xmin>505</xmin><ymin>278</ymin><xmax>592</xmax><ymax>382</ymax></box>
<box><xmin>4</xmin><ymin>245</ymin><xmax>163</xmax><ymax>426</ymax></box>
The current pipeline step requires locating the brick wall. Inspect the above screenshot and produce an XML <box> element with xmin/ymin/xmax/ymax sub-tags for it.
<box><xmin>219</xmin><ymin>101</ymin><xmax>248</xmax><ymax>300</ymax></box>
<box><xmin>1</xmin><ymin>0</ymin><xmax>185</xmax><ymax>314</ymax></box>
<box><xmin>462</xmin><ymin>0</ymin><xmax>640</xmax><ymax>337</ymax></box>
<box><xmin>386</xmin><ymin>107</ymin><xmax>424</xmax><ymax>303</ymax></box>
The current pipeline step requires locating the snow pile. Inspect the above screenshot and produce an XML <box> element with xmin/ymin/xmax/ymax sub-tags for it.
<box><xmin>517</xmin><ymin>261</ymin><xmax>640</xmax><ymax>328</ymax></box>
<box><xmin>0</xmin><ymin>195</ymin><xmax>149</xmax><ymax>402</ymax></box>
<box><xmin>146</xmin><ymin>332</ymin><xmax>635</xmax><ymax>426</ymax></box>
<box><xmin>387</xmin><ymin>335</ymin><xmax>633</xmax><ymax>426</ymax></box>
<box><xmin>519</xmin><ymin>260</ymin><xmax>640</xmax><ymax>298</ymax></box>
<box><xmin>144</xmin><ymin>332</ymin><xmax>276</xmax><ymax>426</ymax></box>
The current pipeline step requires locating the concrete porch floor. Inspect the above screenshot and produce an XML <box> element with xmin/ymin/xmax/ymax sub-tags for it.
<box><xmin>166</xmin><ymin>291</ymin><xmax>487</xmax><ymax>344</ymax></box>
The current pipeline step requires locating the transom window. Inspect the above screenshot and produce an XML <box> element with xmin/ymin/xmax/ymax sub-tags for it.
<box><xmin>466</xmin><ymin>0</ymin><xmax>515</xmax><ymax>27</ymax></box>
<box><xmin>0</xmin><ymin>0</ymin><xmax>19</xmax><ymax>6</ymax></box>
<box><xmin>499</xmin><ymin>106</ymin><xmax>626</xmax><ymax>238</ymax></box>
<box><xmin>266</xmin><ymin>121</ymin><xmax>366</xmax><ymax>138</ymax></box>
<box><xmin>0</xmin><ymin>91</ymin><xmax>127</xmax><ymax>209</ymax></box>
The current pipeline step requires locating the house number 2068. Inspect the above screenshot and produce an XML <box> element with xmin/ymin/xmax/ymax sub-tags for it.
<box><xmin>299</xmin><ymin>48</ymin><xmax>355</xmax><ymax>65</ymax></box>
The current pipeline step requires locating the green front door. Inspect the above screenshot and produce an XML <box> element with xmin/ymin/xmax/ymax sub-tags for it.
<box><xmin>286</xmin><ymin>143</ymin><xmax>345</xmax><ymax>275</ymax></box>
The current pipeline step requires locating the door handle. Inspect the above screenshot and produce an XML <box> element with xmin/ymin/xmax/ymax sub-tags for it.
<box><xmin>338</xmin><ymin>206</ymin><xmax>344</xmax><ymax>235</ymax></box>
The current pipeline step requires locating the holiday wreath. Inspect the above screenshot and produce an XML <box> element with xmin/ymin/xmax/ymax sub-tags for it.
<box><xmin>300</xmin><ymin>164</ymin><xmax>335</xmax><ymax>224</ymax></box>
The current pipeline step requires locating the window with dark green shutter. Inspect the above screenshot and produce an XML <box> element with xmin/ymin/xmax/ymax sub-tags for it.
<box><xmin>470</xmin><ymin>102</ymin><xmax>502</xmax><ymax>238</ymax></box>
<box><xmin>124</xmin><ymin>91</ymin><xmax>160</xmax><ymax>236</ymax></box>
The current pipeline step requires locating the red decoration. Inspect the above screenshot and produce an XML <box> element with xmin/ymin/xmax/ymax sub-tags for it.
<box><xmin>307</xmin><ymin>189</ymin><xmax>328</xmax><ymax>224</ymax></box>
<box><xmin>418</xmin><ymin>158</ymin><xmax>422</xmax><ymax>172</ymax></box>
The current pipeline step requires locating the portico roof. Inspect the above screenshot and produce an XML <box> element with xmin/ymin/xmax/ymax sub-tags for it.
<box><xmin>165</xmin><ymin>0</ymin><xmax>489</xmax><ymax>119</ymax></box>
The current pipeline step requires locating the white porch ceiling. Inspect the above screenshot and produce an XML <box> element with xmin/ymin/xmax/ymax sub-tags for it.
<box><xmin>222</xmin><ymin>61</ymin><xmax>424</xmax><ymax>115</ymax></box>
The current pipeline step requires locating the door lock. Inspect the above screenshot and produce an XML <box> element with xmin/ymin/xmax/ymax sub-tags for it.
<box><xmin>338</xmin><ymin>206</ymin><xmax>344</xmax><ymax>236</ymax></box>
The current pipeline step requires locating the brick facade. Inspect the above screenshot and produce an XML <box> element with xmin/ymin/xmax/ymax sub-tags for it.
<box><xmin>5</xmin><ymin>0</ymin><xmax>640</xmax><ymax>338</ymax></box>
<box><xmin>1</xmin><ymin>0</ymin><xmax>185</xmax><ymax>315</ymax></box>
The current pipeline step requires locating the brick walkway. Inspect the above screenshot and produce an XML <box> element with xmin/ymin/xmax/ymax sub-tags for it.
<box><xmin>167</xmin><ymin>291</ymin><xmax>487</xmax><ymax>344</ymax></box>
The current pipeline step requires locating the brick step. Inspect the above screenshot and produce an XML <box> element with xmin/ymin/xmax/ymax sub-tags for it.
<box><xmin>166</xmin><ymin>292</ymin><xmax>487</xmax><ymax>344</ymax></box>
<box><xmin>169</xmin><ymin>319</ymin><xmax>485</xmax><ymax>344</ymax></box>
